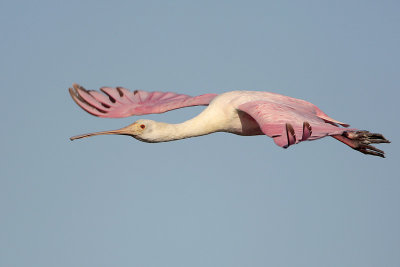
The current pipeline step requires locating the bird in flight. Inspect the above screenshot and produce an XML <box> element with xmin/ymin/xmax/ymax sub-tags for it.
<box><xmin>69</xmin><ymin>83</ymin><xmax>390</xmax><ymax>157</ymax></box>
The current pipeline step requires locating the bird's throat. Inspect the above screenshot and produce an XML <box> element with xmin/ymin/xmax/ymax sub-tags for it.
<box><xmin>141</xmin><ymin>118</ymin><xmax>219</xmax><ymax>143</ymax></box>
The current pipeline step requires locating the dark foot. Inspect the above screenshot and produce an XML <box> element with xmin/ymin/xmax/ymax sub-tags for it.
<box><xmin>343</xmin><ymin>131</ymin><xmax>390</xmax><ymax>158</ymax></box>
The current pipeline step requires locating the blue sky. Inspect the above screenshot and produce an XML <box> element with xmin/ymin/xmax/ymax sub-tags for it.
<box><xmin>1</xmin><ymin>1</ymin><xmax>399</xmax><ymax>266</ymax></box>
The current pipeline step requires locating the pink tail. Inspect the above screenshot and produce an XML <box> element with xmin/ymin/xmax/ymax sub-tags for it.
<box><xmin>332</xmin><ymin>131</ymin><xmax>390</xmax><ymax>158</ymax></box>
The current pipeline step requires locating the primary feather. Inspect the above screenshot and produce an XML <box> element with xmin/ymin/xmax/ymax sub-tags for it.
<box><xmin>69</xmin><ymin>83</ymin><xmax>217</xmax><ymax>118</ymax></box>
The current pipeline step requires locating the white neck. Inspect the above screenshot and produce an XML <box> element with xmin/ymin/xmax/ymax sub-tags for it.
<box><xmin>143</xmin><ymin>115</ymin><xmax>220</xmax><ymax>143</ymax></box>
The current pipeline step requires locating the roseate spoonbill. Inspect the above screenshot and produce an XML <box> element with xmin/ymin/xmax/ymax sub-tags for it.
<box><xmin>69</xmin><ymin>83</ymin><xmax>390</xmax><ymax>157</ymax></box>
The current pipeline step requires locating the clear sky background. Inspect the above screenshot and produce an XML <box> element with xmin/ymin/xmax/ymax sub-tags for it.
<box><xmin>1</xmin><ymin>1</ymin><xmax>399</xmax><ymax>266</ymax></box>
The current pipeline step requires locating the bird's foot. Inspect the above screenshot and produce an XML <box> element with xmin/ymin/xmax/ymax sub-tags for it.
<box><xmin>343</xmin><ymin>131</ymin><xmax>390</xmax><ymax>158</ymax></box>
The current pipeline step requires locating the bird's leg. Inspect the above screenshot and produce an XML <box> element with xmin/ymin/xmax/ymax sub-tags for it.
<box><xmin>301</xmin><ymin>121</ymin><xmax>312</xmax><ymax>141</ymax></box>
<box><xmin>332</xmin><ymin>131</ymin><xmax>390</xmax><ymax>158</ymax></box>
<box><xmin>285</xmin><ymin>123</ymin><xmax>296</xmax><ymax>146</ymax></box>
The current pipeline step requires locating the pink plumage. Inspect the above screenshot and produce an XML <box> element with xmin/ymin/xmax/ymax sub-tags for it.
<box><xmin>69</xmin><ymin>83</ymin><xmax>217</xmax><ymax>118</ymax></box>
<box><xmin>238</xmin><ymin>100</ymin><xmax>355</xmax><ymax>148</ymax></box>
<box><xmin>70</xmin><ymin>84</ymin><xmax>390</xmax><ymax>157</ymax></box>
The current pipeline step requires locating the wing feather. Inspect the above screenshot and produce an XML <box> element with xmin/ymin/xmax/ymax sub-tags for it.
<box><xmin>238</xmin><ymin>100</ymin><xmax>356</xmax><ymax>148</ymax></box>
<box><xmin>69</xmin><ymin>83</ymin><xmax>218</xmax><ymax>118</ymax></box>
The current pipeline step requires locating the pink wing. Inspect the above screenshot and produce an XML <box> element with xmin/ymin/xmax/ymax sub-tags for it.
<box><xmin>238</xmin><ymin>100</ymin><xmax>356</xmax><ymax>148</ymax></box>
<box><xmin>69</xmin><ymin>83</ymin><xmax>218</xmax><ymax>118</ymax></box>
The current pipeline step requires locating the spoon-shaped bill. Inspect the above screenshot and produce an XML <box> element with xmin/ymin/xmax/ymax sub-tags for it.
<box><xmin>70</xmin><ymin>128</ymin><xmax>132</xmax><ymax>141</ymax></box>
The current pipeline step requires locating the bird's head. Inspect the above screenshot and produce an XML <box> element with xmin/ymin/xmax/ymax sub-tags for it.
<box><xmin>70</xmin><ymin>119</ymin><xmax>159</xmax><ymax>143</ymax></box>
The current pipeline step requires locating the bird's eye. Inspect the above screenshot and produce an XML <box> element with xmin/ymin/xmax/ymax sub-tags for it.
<box><xmin>140</xmin><ymin>124</ymin><xmax>146</xmax><ymax>129</ymax></box>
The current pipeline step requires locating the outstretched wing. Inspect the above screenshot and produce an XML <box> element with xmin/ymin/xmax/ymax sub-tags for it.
<box><xmin>238</xmin><ymin>100</ymin><xmax>356</xmax><ymax>148</ymax></box>
<box><xmin>69</xmin><ymin>83</ymin><xmax>218</xmax><ymax>118</ymax></box>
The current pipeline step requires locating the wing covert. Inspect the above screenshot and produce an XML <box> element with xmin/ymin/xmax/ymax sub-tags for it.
<box><xmin>69</xmin><ymin>83</ymin><xmax>218</xmax><ymax>118</ymax></box>
<box><xmin>238</xmin><ymin>100</ymin><xmax>354</xmax><ymax>148</ymax></box>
